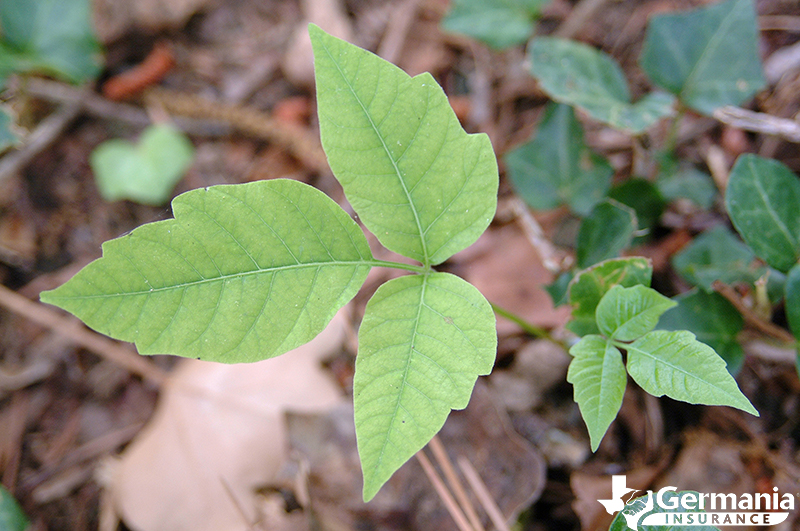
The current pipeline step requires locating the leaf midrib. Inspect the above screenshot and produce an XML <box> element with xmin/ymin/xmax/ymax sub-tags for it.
<box><xmin>318</xmin><ymin>39</ymin><xmax>430</xmax><ymax>266</ymax></box>
<box><xmin>48</xmin><ymin>259</ymin><xmax>373</xmax><ymax>300</ymax></box>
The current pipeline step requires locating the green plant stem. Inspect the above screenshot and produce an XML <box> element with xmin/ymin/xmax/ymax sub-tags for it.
<box><xmin>368</xmin><ymin>259</ymin><xmax>428</xmax><ymax>274</ymax></box>
<box><xmin>490</xmin><ymin>302</ymin><xmax>567</xmax><ymax>349</ymax></box>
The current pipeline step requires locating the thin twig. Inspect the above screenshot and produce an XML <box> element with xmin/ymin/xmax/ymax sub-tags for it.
<box><xmin>510</xmin><ymin>197</ymin><xmax>571</xmax><ymax>274</ymax></box>
<box><xmin>457</xmin><ymin>456</ymin><xmax>511</xmax><ymax>531</ymax></box>
<box><xmin>415</xmin><ymin>450</ymin><xmax>474</xmax><ymax>531</ymax></box>
<box><xmin>429</xmin><ymin>436</ymin><xmax>484</xmax><ymax>531</ymax></box>
<box><xmin>713</xmin><ymin>106</ymin><xmax>800</xmax><ymax>143</ymax></box>
<box><xmin>0</xmin><ymin>284</ymin><xmax>167</xmax><ymax>385</ymax></box>
<box><xmin>555</xmin><ymin>0</ymin><xmax>613</xmax><ymax>39</ymax></box>
<box><xmin>0</xmin><ymin>102</ymin><xmax>82</xmax><ymax>182</ymax></box>
<box><xmin>711</xmin><ymin>280</ymin><xmax>796</xmax><ymax>344</ymax></box>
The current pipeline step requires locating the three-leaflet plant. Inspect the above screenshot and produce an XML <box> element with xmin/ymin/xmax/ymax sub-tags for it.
<box><xmin>40</xmin><ymin>25</ymin><xmax>498</xmax><ymax>501</ymax></box>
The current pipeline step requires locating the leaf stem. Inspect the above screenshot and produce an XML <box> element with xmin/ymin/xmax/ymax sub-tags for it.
<box><xmin>490</xmin><ymin>302</ymin><xmax>568</xmax><ymax>349</ymax></box>
<box><xmin>368</xmin><ymin>259</ymin><xmax>429</xmax><ymax>274</ymax></box>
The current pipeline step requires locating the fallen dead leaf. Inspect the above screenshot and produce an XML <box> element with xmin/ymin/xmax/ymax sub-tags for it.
<box><xmin>107</xmin><ymin>312</ymin><xmax>348</xmax><ymax>531</ymax></box>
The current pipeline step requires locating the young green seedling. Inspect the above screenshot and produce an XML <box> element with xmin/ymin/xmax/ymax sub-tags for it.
<box><xmin>41</xmin><ymin>25</ymin><xmax>499</xmax><ymax>501</ymax></box>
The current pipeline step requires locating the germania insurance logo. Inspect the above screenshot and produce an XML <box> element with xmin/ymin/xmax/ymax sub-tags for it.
<box><xmin>598</xmin><ymin>475</ymin><xmax>794</xmax><ymax>530</ymax></box>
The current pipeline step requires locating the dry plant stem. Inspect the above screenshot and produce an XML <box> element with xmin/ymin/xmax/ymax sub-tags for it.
<box><xmin>760</xmin><ymin>15</ymin><xmax>800</xmax><ymax>32</ymax></box>
<box><xmin>145</xmin><ymin>88</ymin><xmax>330</xmax><ymax>173</ymax></box>
<box><xmin>457</xmin><ymin>456</ymin><xmax>511</xmax><ymax>531</ymax></box>
<box><xmin>415</xmin><ymin>450</ymin><xmax>475</xmax><ymax>531</ymax></box>
<box><xmin>511</xmin><ymin>197</ymin><xmax>570</xmax><ymax>273</ymax></box>
<box><xmin>0</xmin><ymin>284</ymin><xmax>167</xmax><ymax>385</ymax></box>
<box><xmin>428</xmin><ymin>436</ymin><xmax>485</xmax><ymax>531</ymax></box>
<box><xmin>556</xmin><ymin>0</ymin><xmax>613</xmax><ymax>39</ymax></box>
<box><xmin>377</xmin><ymin>0</ymin><xmax>420</xmax><ymax>64</ymax></box>
<box><xmin>711</xmin><ymin>280</ymin><xmax>796</xmax><ymax>344</ymax></box>
<box><xmin>0</xmin><ymin>101</ymin><xmax>82</xmax><ymax>182</ymax></box>
<box><xmin>713</xmin><ymin>106</ymin><xmax>800</xmax><ymax>143</ymax></box>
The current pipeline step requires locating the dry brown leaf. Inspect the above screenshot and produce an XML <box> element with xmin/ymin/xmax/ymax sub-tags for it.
<box><xmin>107</xmin><ymin>312</ymin><xmax>348</xmax><ymax>531</ymax></box>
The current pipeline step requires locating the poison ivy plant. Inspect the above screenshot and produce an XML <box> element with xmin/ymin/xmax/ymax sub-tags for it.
<box><xmin>639</xmin><ymin>0</ymin><xmax>765</xmax><ymax>115</ymax></box>
<box><xmin>41</xmin><ymin>25</ymin><xmax>499</xmax><ymax>502</ymax></box>
<box><xmin>505</xmin><ymin>102</ymin><xmax>612</xmax><ymax>216</ymax></box>
<box><xmin>441</xmin><ymin>0</ymin><xmax>549</xmax><ymax>49</ymax></box>
<box><xmin>568</xmin><ymin>284</ymin><xmax>757</xmax><ymax>450</ymax></box>
<box><xmin>90</xmin><ymin>124</ymin><xmax>195</xmax><ymax>205</ymax></box>
<box><xmin>527</xmin><ymin>37</ymin><xmax>675</xmax><ymax>133</ymax></box>
<box><xmin>0</xmin><ymin>0</ymin><xmax>101</xmax><ymax>87</ymax></box>
<box><xmin>575</xmin><ymin>200</ymin><xmax>637</xmax><ymax>269</ymax></box>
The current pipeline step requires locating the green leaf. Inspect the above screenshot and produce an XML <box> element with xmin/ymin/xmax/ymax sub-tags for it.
<box><xmin>505</xmin><ymin>102</ymin><xmax>612</xmax><ymax>216</ymax></box>
<box><xmin>671</xmin><ymin>225</ymin><xmax>762</xmax><ymax>291</ymax></box>
<box><xmin>40</xmin><ymin>179</ymin><xmax>373</xmax><ymax>363</ymax></box>
<box><xmin>609</xmin><ymin>490</ymin><xmax>719</xmax><ymax>531</ymax></box>
<box><xmin>658</xmin><ymin>290</ymin><xmax>745</xmax><ymax>374</ymax></box>
<box><xmin>725</xmin><ymin>154</ymin><xmax>800</xmax><ymax>273</ymax></box>
<box><xmin>785</xmin><ymin>264</ymin><xmax>800</xmax><ymax>341</ymax></box>
<box><xmin>355</xmin><ymin>272</ymin><xmax>496</xmax><ymax>501</ymax></box>
<box><xmin>528</xmin><ymin>37</ymin><xmax>675</xmax><ymax>133</ymax></box>
<box><xmin>639</xmin><ymin>0</ymin><xmax>765</xmax><ymax>115</ymax></box>
<box><xmin>596</xmin><ymin>285</ymin><xmax>676</xmax><ymax>341</ymax></box>
<box><xmin>657</xmin><ymin>166</ymin><xmax>717</xmax><ymax>209</ymax></box>
<box><xmin>311</xmin><ymin>25</ymin><xmax>498</xmax><ymax>266</ymax></box>
<box><xmin>0</xmin><ymin>486</ymin><xmax>29</xmax><ymax>531</ymax></box>
<box><xmin>625</xmin><ymin>330</ymin><xmax>758</xmax><ymax>415</ymax></box>
<box><xmin>91</xmin><ymin>125</ymin><xmax>195</xmax><ymax>205</ymax></box>
<box><xmin>545</xmin><ymin>270</ymin><xmax>573</xmax><ymax>306</ymax></box>
<box><xmin>575</xmin><ymin>200</ymin><xmax>638</xmax><ymax>269</ymax></box>
<box><xmin>608</xmin><ymin>179</ymin><xmax>665</xmax><ymax>238</ymax></box>
<box><xmin>0</xmin><ymin>106</ymin><xmax>20</xmax><ymax>152</ymax></box>
<box><xmin>0</xmin><ymin>0</ymin><xmax>101</xmax><ymax>85</ymax></box>
<box><xmin>567</xmin><ymin>335</ymin><xmax>626</xmax><ymax>451</ymax></box>
<box><xmin>441</xmin><ymin>0</ymin><xmax>547</xmax><ymax>49</ymax></box>
<box><xmin>567</xmin><ymin>257</ymin><xmax>653</xmax><ymax>337</ymax></box>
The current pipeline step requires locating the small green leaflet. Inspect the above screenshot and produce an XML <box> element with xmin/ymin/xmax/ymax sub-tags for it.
<box><xmin>0</xmin><ymin>0</ymin><xmax>102</xmax><ymax>86</ymax></box>
<box><xmin>0</xmin><ymin>485</ymin><xmax>29</xmax><ymax>531</ymax></box>
<box><xmin>567</xmin><ymin>335</ymin><xmax>626</xmax><ymax>452</ymax></box>
<box><xmin>671</xmin><ymin>225</ymin><xmax>762</xmax><ymax>291</ymax></box>
<box><xmin>528</xmin><ymin>37</ymin><xmax>675</xmax><ymax>133</ymax></box>
<box><xmin>608</xmin><ymin>179</ymin><xmax>665</xmax><ymax>238</ymax></box>
<box><xmin>311</xmin><ymin>24</ymin><xmax>498</xmax><ymax>267</ymax></box>
<box><xmin>575</xmin><ymin>200</ymin><xmax>637</xmax><ymax>269</ymax></box>
<box><xmin>567</xmin><ymin>284</ymin><xmax>757</xmax><ymax>448</ymax></box>
<box><xmin>626</xmin><ymin>330</ymin><xmax>757</xmax><ymax>416</ymax></box>
<box><xmin>441</xmin><ymin>0</ymin><xmax>548</xmax><ymax>49</ymax></box>
<box><xmin>0</xmin><ymin>107</ymin><xmax>20</xmax><ymax>152</ymax></box>
<box><xmin>785</xmin><ymin>264</ymin><xmax>800</xmax><ymax>341</ymax></box>
<box><xmin>639</xmin><ymin>0</ymin><xmax>765</xmax><ymax>115</ymax></box>
<box><xmin>41</xmin><ymin>179</ymin><xmax>373</xmax><ymax>363</ymax></box>
<box><xmin>505</xmin><ymin>102</ymin><xmax>612</xmax><ymax>216</ymax></box>
<box><xmin>567</xmin><ymin>257</ymin><xmax>653</xmax><ymax>337</ymax></box>
<box><xmin>725</xmin><ymin>154</ymin><xmax>800</xmax><ymax>273</ymax></box>
<box><xmin>91</xmin><ymin>125</ymin><xmax>195</xmax><ymax>205</ymax></box>
<box><xmin>657</xmin><ymin>166</ymin><xmax>717</xmax><ymax>209</ymax></box>
<box><xmin>355</xmin><ymin>273</ymin><xmax>496</xmax><ymax>500</ymax></box>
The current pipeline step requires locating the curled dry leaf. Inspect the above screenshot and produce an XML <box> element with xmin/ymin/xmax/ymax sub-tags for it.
<box><xmin>107</xmin><ymin>311</ymin><xmax>348</xmax><ymax>531</ymax></box>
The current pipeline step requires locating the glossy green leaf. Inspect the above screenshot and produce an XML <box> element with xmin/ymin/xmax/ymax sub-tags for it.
<box><xmin>596</xmin><ymin>285</ymin><xmax>676</xmax><ymax>341</ymax></box>
<box><xmin>567</xmin><ymin>335</ymin><xmax>626</xmax><ymax>451</ymax></box>
<box><xmin>658</xmin><ymin>290</ymin><xmax>745</xmax><ymax>374</ymax></box>
<box><xmin>528</xmin><ymin>37</ymin><xmax>675</xmax><ymax>133</ymax></box>
<box><xmin>441</xmin><ymin>0</ymin><xmax>547</xmax><ymax>49</ymax></box>
<box><xmin>505</xmin><ymin>103</ymin><xmax>612</xmax><ymax>216</ymax></box>
<box><xmin>672</xmin><ymin>225</ymin><xmax>762</xmax><ymax>291</ymax></box>
<box><xmin>91</xmin><ymin>125</ymin><xmax>195</xmax><ymax>205</ymax></box>
<box><xmin>608</xmin><ymin>178</ymin><xmax>665</xmax><ymax>237</ymax></box>
<box><xmin>657</xmin><ymin>166</ymin><xmax>717</xmax><ymax>209</ymax></box>
<box><xmin>725</xmin><ymin>154</ymin><xmax>800</xmax><ymax>273</ymax></box>
<box><xmin>625</xmin><ymin>330</ymin><xmax>758</xmax><ymax>415</ymax></box>
<box><xmin>0</xmin><ymin>486</ymin><xmax>28</xmax><ymax>531</ymax></box>
<box><xmin>40</xmin><ymin>179</ymin><xmax>373</xmax><ymax>363</ymax></box>
<box><xmin>567</xmin><ymin>257</ymin><xmax>653</xmax><ymax>337</ymax></box>
<box><xmin>355</xmin><ymin>272</ymin><xmax>496</xmax><ymax>500</ymax></box>
<box><xmin>609</xmin><ymin>490</ymin><xmax>718</xmax><ymax>531</ymax></box>
<box><xmin>311</xmin><ymin>25</ymin><xmax>498</xmax><ymax>266</ymax></box>
<box><xmin>575</xmin><ymin>200</ymin><xmax>637</xmax><ymax>269</ymax></box>
<box><xmin>0</xmin><ymin>0</ymin><xmax>101</xmax><ymax>86</ymax></box>
<box><xmin>639</xmin><ymin>0</ymin><xmax>765</xmax><ymax>115</ymax></box>
<box><xmin>785</xmin><ymin>264</ymin><xmax>800</xmax><ymax>341</ymax></box>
